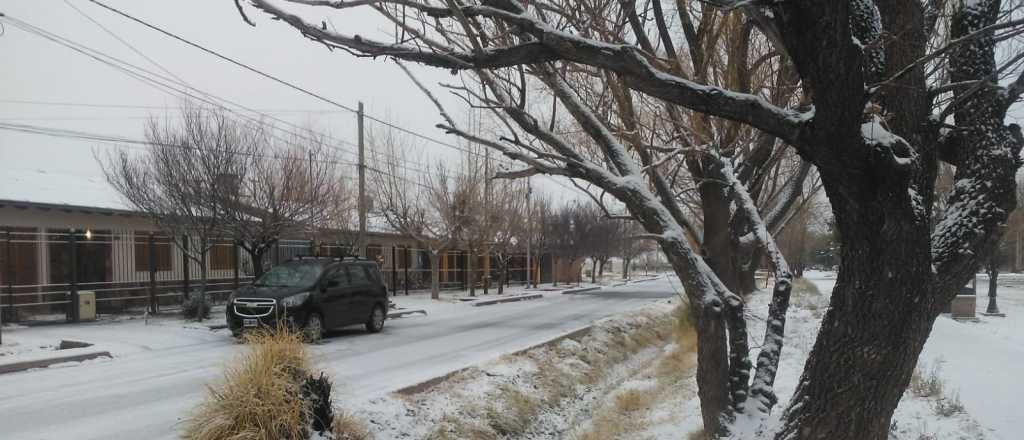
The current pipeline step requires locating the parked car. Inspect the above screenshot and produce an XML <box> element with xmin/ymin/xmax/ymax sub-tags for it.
<box><xmin>226</xmin><ymin>256</ymin><xmax>388</xmax><ymax>341</ymax></box>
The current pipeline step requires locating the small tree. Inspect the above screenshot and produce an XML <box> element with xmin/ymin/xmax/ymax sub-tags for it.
<box><xmin>101</xmin><ymin>105</ymin><xmax>248</xmax><ymax>311</ymax></box>
<box><xmin>372</xmin><ymin>127</ymin><xmax>460</xmax><ymax>298</ymax></box>
<box><xmin>218</xmin><ymin>126</ymin><xmax>347</xmax><ymax>279</ymax></box>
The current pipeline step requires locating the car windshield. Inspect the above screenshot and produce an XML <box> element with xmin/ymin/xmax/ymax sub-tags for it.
<box><xmin>253</xmin><ymin>264</ymin><xmax>324</xmax><ymax>287</ymax></box>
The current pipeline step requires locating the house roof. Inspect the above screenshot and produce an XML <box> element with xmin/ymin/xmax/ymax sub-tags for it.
<box><xmin>1</xmin><ymin>168</ymin><xmax>129</xmax><ymax>209</ymax></box>
<box><xmin>0</xmin><ymin>168</ymin><xmax>136</xmax><ymax>215</ymax></box>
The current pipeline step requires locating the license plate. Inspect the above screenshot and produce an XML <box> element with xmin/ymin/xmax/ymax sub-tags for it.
<box><xmin>243</xmin><ymin>319</ymin><xmax>258</xmax><ymax>328</ymax></box>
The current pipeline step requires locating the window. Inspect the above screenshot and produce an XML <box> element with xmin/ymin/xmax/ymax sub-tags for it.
<box><xmin>0</xmin><ymin>227</ymin><xmax>39</xmax><ymax>286</ymax></box>
<box><xmin>255</xmin><ymin>263</ymin><xmax>323</xmax><ymax>287</ymax></box>
<box><xmin>210</xmin><ymin>243</ymin><xmax>235</xmax><ymax>271</ymax></box>
<box><xmin>346</xmin><ymin>265</ymin><xmax>371</xmax><ymax>286</ymax></box>
<box><xmin>134</xmin><ymin>232</ymin><xmax>172</xmax><ymax>272</ymax></box>
<box><xmin>365</xmin><ymin>265</ymin><xmax>382</xmax><ymax>284</ymax></box>
<box><xmin>48</xmin><ymin>228</ymin><xmax>112</xmax><ymax>284</ymax></box>
<box><xmin>326</xmin><ymin>267</ymin><xmax>349</xmax><ymax>286</ymax></box>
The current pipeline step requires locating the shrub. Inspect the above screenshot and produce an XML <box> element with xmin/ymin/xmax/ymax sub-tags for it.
<box><xmin>909</xmin><ymin>362</ymin><xmax>945</xmax><ymax>398</ymax></box>
<box><xmin>933</xmin><ymin>392</ymin><xmax>965</xmax><ymax>417</ymax></box>
<box><xmin>182</xmin><ymin>293</ymin><xmax>211</xmax><ymax>321</ymax></box>
<box><xmin>182</xmin><ymin>328</ymin><xmax>371</xmax><ymax>440</ymax></box>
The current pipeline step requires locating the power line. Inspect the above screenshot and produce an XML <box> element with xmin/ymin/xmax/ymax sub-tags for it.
<box><xmin>80</xmin><ymin>0</ymin><xmax>518</xmax><ymax>165</ymax></box>
<box><xmin>1</xmin><ymin>14</ymin><xmax>364</xmax><ymax>161</ymax></box>
<box><xmin>74</xmin><ymin>2</ymin><xmax>589</xmax><ymax>198</ymax></box>
<box><xmin>2</xmin><ymin>7</ymin><xmax>586</xmax><ymax>198</ymax></box>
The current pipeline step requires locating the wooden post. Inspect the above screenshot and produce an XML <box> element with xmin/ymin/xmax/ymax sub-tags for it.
<box><xmin>404</xmin><ymin>247</ymin><xmax>410</xmax><ymax>296</ymax></box>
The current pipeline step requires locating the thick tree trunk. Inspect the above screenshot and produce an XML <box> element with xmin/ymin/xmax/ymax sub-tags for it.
<box><xmin>552</xmin><ymin>256</ymin><xmax>558</xmax><ymax>286</ymax></box>
<box><xmin>429</xmin><ymin>251</ymin><xmax>440</xmax><ymax>300</ymax></box>
<box><xmin>497</xmin><ymin>259</ymin><xmax>507</xmax><ymax>295</ymax></box>
<box><xmin>591</xmin><ymin>259</ymin><xmax>598</xmax><ymax>284</ymax></box>
<box><xmin>246</xmin><ymin>248</ymin><xmax>267</xmax><ymax>279</ymax></box>
<box><xmin>775</xmin><ymin>205</ymin><xmax>937</xmax><ymax>439</ymax></box>
<box><xmin>622</xmin><ymin>258</ymin><xmax>630</xmax><ymax>279</ymax></box>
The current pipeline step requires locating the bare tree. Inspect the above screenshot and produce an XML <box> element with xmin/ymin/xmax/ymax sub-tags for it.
<box><xmin>484</xmin><ymin>177</ymin><xmax>528</xmax><ymax>294</ymax></box>
<box><xmin>371</xmin><ymin>128</ymin><xmax>476</xmax><ymax>299</ymax></box>
<box><xmin>219</xmin><ymin>126</ymin><xmax>348</xmax><ymax>278</ymax></box>
<box><xmin>101</xmin><ymin>105</ymin><xmax>250</xmax><ymax>304</ymax></box>
<box><xmin>240</xmin><ymin>0</ymin><xmax>1024</xmax><ymax>437</ymax></box>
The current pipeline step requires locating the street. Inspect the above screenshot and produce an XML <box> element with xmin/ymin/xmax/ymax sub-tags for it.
<box><xmin>0</xmin><ymin>279</ymin><xmax>677</xmax><ymax>440</ymax></box>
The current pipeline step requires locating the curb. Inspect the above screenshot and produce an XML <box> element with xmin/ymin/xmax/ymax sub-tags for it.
<box><xmin>562</xmin><ymin>286</ymin><xmax>601</xmax><ymax>295</ymax></box>
<box><xmin>0</xmin><ymin>351</ymin><xmax>112</xmax><ymax>375</ymax></box>
<box><xmin>471</xmin><ymin>293</ymin><xmax>543</xmax><ymax>307</ymax></box>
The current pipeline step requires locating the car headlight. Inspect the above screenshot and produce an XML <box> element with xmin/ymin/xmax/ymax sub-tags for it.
<box><xmin>280</xmin><ymin>292</ymin><xmax>310</xmax><ymax>308</ymax></box>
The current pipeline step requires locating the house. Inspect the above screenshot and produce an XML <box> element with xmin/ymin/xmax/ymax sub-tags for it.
<box><xmin>0</xmin><ymin>169</ymin><xmax>556</xmax><ymax>323</ymax></box>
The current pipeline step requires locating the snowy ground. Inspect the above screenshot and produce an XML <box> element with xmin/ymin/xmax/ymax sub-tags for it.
<box><xmin>0</xmin><ymin>278</ymin><xmax>675</xmax><ymax>440</ymax></box>
<box><xmin>552</xmin><ymin>270</ymin><xmax>1021</xmax><ymax>439</ymax></box>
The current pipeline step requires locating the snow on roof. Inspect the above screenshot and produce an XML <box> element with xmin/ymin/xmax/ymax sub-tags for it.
<box><xmin>0</xmin><ymin>168</ymin><xmax>130</xmax><ymax>211</ymax></box>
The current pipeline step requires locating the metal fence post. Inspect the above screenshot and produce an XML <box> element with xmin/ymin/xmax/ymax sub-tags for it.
<box><xmin>2</xmin><ymin>228</ymin><xmax>11</xmax><ymax>342</ymax></box>
<box><xmin>69</xmin><ymin>229</ymin><xmax>79</xmax><ymax>322</ymax></box>
<box><xmin>274</xmin><ymin>241</ymin><xmax>281</xmax><ymax>265</ymax></box>
<box><xmin>182</xmin><ymin>235</ymin><xmax>190</xmax><ymax>300</ymax></box>
<box><xmin>391</xmin><ymin>245</ymin><xmax>397</xmax><ymax>296</ymax></box>
<box><xmin>148</xmin><ymin>232</ymin><xmax>157</xmax><ymax>314</ymax></box>
<box><xmin>404</xmin><ymin>247</ymin><xmax>410</xmax><ymax>296</ymax></box>
<box><xmin>233</xmin><ymin>243</ymin><xmax>240</xmax><ymax>289</ymax></box>
<box><xmin>5</xmin><ymin>227</ymin><xmax>13</xmax><ymax>324</ymax></box>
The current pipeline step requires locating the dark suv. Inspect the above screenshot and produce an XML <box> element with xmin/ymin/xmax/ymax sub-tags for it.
<box><xmin>226</xmin><ymin>257</ymin><xmax>388</xmax><ymax>341</ymax></box>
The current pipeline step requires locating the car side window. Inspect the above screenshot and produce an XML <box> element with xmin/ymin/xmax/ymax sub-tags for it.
<box><xmin>346</xmin><ymin>265</ymin><xmax>371</xmax><ymax>286</ymax></box>
<box><xmin>326</xmin><ymin>266</ymin><xmax>350</xmax><ymax>287</ymax></box>
<box><xmin>365</xmin><ymin>265</ymin><xmax>382</xmax><ymax>284</ymax></box>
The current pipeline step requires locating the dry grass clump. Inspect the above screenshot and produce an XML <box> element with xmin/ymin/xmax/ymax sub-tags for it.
<box><xmin>791</xmin><ymin>277</ymin><xmax>822</xmax><ymax>297</ymax></box>
<box><xmin>183</xmin><ymin>328</ymin><xmax>310</xmax><ymax>440</ymax></box>
<box><xmin>570</xmin><ymin>387</ymin><xmax>651</xmax><ymax>440</ymax></box>
<box><xmin>332</xmin><ymin>410</ymin><xmax>374</xmax><ymax>440</ymax></box>
<box><xmin>790</xmin><ymin>278</ymin><xmax>826</xmax><ymax>315</ymax></box>
<box><xmin>656</xmin><ymin>305</ymin><xmax>698</xmax><ymax>385</ymax></box>
<box><xmin>484</xmin><ymin>384</ymin><xmax>541</xmax><ymax>436</ymax></box>
<box><xmin>933</xmin><ymin>392</ymin><xmax>965</xmax><ymax>417</ymax></box>
<box><xmin>425</xmin><ymin>414</ymin><xmax>496</xmax><ymax>440</ymax></box>
<box><xmin>183</xmin><ymin>328</ymin><xmax>371</xmax><ymax>440</ymax></box>
<box><xmin>909</xmin><ymin>361</ymin><xmax>945</xmax><ymax>398</ymax></box>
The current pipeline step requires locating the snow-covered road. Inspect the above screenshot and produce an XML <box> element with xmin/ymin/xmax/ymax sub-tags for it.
<box><xmin>0</xmin><ymin>280</ymin><xmax>677</xmax><ymax>440</ymax></box>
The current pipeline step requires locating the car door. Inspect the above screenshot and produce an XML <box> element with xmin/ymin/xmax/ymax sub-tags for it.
<box><xmin>319</xmin><ymin>266</ymin><xmax>352</xmax><ymax>329</ymax></box>
<box><xmin>344</xmin><ymin>264</ymin><xmax>374</xmax><ymax>323</ymax></box>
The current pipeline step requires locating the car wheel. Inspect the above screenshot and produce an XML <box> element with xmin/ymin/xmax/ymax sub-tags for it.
<box><xmin>366</xmin><ymin>305</ymin><xmax>385</xmax><ymax>333</ymax></box>
<box><xmin>304</xmin><ymin>312</ymin><xmax>325</xmax><ymax>343</ymax></box>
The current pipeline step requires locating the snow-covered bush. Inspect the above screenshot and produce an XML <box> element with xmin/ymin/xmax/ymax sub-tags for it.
<box><xmin>181</xmin><ymin>293</ymin><xmax>210</xmax><ymax>321</ymax></box>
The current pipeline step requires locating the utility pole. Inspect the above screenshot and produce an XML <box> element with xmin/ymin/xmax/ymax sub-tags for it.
<box><xmin>357</xmin><ymin>101</ymin><xmax>367</xmax><ymax>257</ymax></box>
<box><xmin>309</xmin><ymin>149</ymin><xmax>316</xmax><ymax>254</ymax></box>
<box><xmin>484</xmin><ymin>148</ymin><xmax>490</xmax><ymax>294</ymax></box>
<box><xmin>525</xmin><ymin>178</ymin><xmax>532</xmax><ymax>288</ymax></box>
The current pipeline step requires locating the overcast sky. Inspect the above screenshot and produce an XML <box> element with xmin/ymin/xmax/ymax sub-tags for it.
<box><xmin>2</xmin><ymin>1</ymin><xmax>1022</xmax><ymax>212</ymax></box>
<box><xmin>0</xmin><ymin>0</ymin><xmax>585</xmax><ymax>208</ymax></box>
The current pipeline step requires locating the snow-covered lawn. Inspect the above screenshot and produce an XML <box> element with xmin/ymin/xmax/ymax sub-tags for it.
<box><xmin>563</xmin><ymin>270</ymin><xmax>1018</xmax><ymax>439</ymax></box>
<box><xmin>0</xmin><ymin>279</ymin><xmax>675</xmax><ymax>439</ymax></box>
